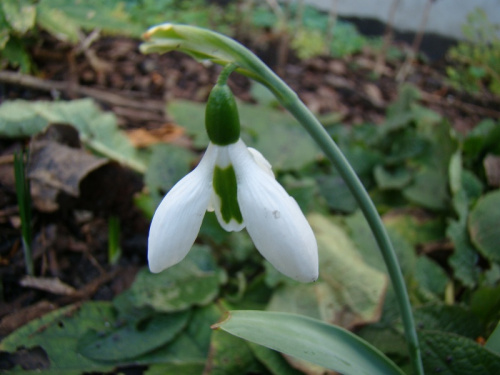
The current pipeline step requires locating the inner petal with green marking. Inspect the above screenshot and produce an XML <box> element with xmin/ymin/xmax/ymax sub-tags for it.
<box><xmin>213</xmin><ymin>164</ymin><xmax>243</xmax><ymax>225</ymax></box>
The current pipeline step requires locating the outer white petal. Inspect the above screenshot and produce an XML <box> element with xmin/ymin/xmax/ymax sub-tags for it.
<box><xmin>229</xmin><ymin>140</ymin><xmax>319</xmax><ymax>282</ymax></box>
<box><xmin>247</xmin><ymin>147</ymin><xmax>274</xmax><ymax>178</ymax></box>
<box><xmin>148</xmin><ymin>144</ymin><xmax>217</xmax><ymax>273</ymax></box>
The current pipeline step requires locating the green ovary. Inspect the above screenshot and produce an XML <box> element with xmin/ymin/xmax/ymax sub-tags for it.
<box><xmin>213</xmin><ymin>165</ymin><xmax>243</xmax><ymax>224</ymax></box>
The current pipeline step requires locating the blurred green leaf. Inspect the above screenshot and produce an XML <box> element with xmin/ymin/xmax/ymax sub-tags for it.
<box><xmin>316</xmin><ymin>174</ymin><xmax>358</xmax><ymax>213</ymax></box>
<box><xmin>374</xmin><ymin>165</ymin><xmax>412</xmax><ymax>190</ymax></box>
<box><xmin>447</xmin><ymin>189</ymin><xmax>481</xmax><ymax>287</ymax></box>
<box><xmin>130</xmin><ymin>304</ymin><xmax>222</xmax><ymax>366</ymax></box>
<box><xmin>0</xmin><ymin>30</ymin><xmax>9</xmax><ymax>50</ymax></box>
<box><xmin>468</xmin><ymin>190</ymin><xmax>500</xmax><ymax>263</ymax></box>
<box><xmin>77</xmin><ymin>311</ymin><xmax>190</xmax><ymax>361</ymax></box>
<box><xmin>0</xmin><ymin>99</ymin><xmax>96</xmax><ymax>137</ymax></box>
<box><xmin>145</xmin><ymin>363</ymin><xmax>205</xmax><ymax>375</ymax></box>
<box><xmin>122</xmin><ymin>246</ymin><xmax>226</xmax><ymax>312</ymax></box>
<box><xmin>134</xmin><ymin>191</ymin><xmax>156</xmax><ymax>219</ymax></box>
<box><xmin>448</xmin><ymin>218</ymin><xmax>480</xmax><ymax>288</ymax></box>
<box><xmin>486</xmin><ymin>322</ymin><xmax>500</xmax><ymax>355</ymax></box>
<box><xmin>446</xmin><ymin>8</ymin><xmax>500</xmax><ymax>96</ymax></box>
<box><xmin>461</xmin><ymin>169</ymin><xmax>484</xmax><ymax>201</ymax></box>
<box><xmin>420</xmin><ymin>330</ymin><xmax>500</xmax><ymax>375</ymax></box>
<box><xmin>248</xmin><ymin>342</ymin><xmax>304</xmax><ymax>375</ymax></box>
<box><xmin>344</xmin><ymin>145</ymin><xmax>382</xmax><ymax>176</ymax></box>
<box><xmin>280</xmin><ymin>175</ymin><xmax>317</xmax><ymax>212</ymax></box>
<box><xmin>214</xmin><ymin>310</ymin><xmax>405</xmax><ymax>375</ymax></box>
<box><xmin>485</xmin><ymin>263</ymin><xmax>500</xmax><ymax>287</ymax></box>
<box><xmin>403</xmin><ymin>118</ymin><xmax>457</xmax><ymax>210</ymax></box>
<box><xmin>414</xmin><ymin>305</ymin><xmax>484</xmax><ymax>339</ymax></box>
<box><xmin>206</xmin><ymin>329</ymin><xmax>264</xmax><ymax>375</ymax></box>
<box><xmin>356</xmin><ymin>324</ymin><xmax>407</xmax><ymax>358</ymax></box>
<box><xmin>386</xmin><ymin>84</ymin><xmax>420</xmax><ymax>119</ymax></box>
<box><xmin>177</xmin><ymin>304</ymin><xmax>222</xmax><ymax>358</ymax></box>
<box><xmin>345</xmin><ymin>210</ymin><xmax>424</xmax><ymax>279</ymax></box>
<box><xmin>470</xmin><ymin>284</ymin><xmax>500</xmax><ymax>327</ymax></box>
<box><xmin>383</xmin><ymin>132</ymin><xmax>429</xmax><ymax>165</ymax></box>
<box><xmin>463</xmin><ymin>119</ymin><xmax>500</xmax><ymax>159</ymax></box>
<box><xmin>145</xmin><ymin>143</ymin><xmax>195</xmax><ymax>206</ymax></box>
<box><xmin>1</xmin><ymin>36</ymin><xmax>31</xmax><ymax>72</ymax></box>
<box><xmin>37</xmin><ymin>0</ymin><xmax>140</xmax><ymax>36</ymax></box>
<box><xmin>36</xmin><ymin>5</ymin><xmax>80</xmax><ymax>43</ymax></box>
<box><xmin>250</xmin><ymin>81</ymin><xmax>279</xmax><ymax>108</ymax></box>
<box><xmin>0</xmin><ymin>302</ymin><xmax>115</xmax><ymax>374</ymax></box>
<box><xmin>167</xmin><ymin>100</ymin><xmax>207</xmax><ymax>148</ymax></box>
<box><xmin>449</xmin><ymin>151</ymin><xmax>462</xmax><ymax>195</ymax></box>
<box><xmin>384</xmin><ymin>229</ymin><xmax>418</xmax><ymax>281</ymax></box>
<box><xmin>2</xmin><ymin>0</ymin><xmax>36</xmax><ymax>34</ymax></box>
<box><xmin>0</xmin><ymin>99</ymin><xmax>146</xmax><ymax>172</ymax></box>
<box><xmin>268</xmin><ymin>214</ymin><xmax>387</xmax><ymax>328</ymax></box>
<box><xmin>344</xmin><ymin>210</ymin><xmax>385</xmax><ymax>272</ymax></box>
<box><xmin>240</xmin><ymin>102</ymin><xmax>319</xmax><ymax>171</ymax></box>
<box><xmin>199</xmin><ymin>211</ymin><xmax>230</xmax><ymax>245</ymax></box>
<box><xmin>291</xmin><ymin>28</ymin><xmax>325</xmax><ymax>59</ymax></box>
<box><xmin>414</xmin><ymin>256</ymin><xmax>449</xmax><ymax>300</ymax></box>
<box><xmin>383</xmin><ymin>211</ymin><xmax>445</xmax><ymax>247</ymax></box>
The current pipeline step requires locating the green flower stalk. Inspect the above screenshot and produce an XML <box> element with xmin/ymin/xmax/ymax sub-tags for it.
<box><xmin>14</xmin><ymin>149</ymin><xmax>34</xmax><ymax>276</ymax></box>
<box><xmin>141</xmin><ymin>24</ymin><xmax>423</xmax><ymax>375</ymax></box>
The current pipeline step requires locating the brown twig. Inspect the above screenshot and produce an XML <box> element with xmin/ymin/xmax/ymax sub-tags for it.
<box><xmin>375</xmin><ymin>0</ymin><xmax>400</xmax><ymax>75</ymax></box>
<box><xmin>325</xmin><ymin>0</ymin><xmax>339</xmax><ymax>55</ymax></box>
<box><xmin>0</xmin><ymin>70</ymin><xmax>165</xmax><ymax>113</ymax></box>
<box><xmin>419</xmin><ymin>90</ymin><xmax>500</xmax><ymax>119</ymax></box>
<box><xmin>294</xmin><ymin>0</ymin><xmax>305</xmax><ymax>30</ymax></box>
<box><xmin>397</xmin><ymin>0</ymin><xmax>434</xmax><ymax>81</ymax></box>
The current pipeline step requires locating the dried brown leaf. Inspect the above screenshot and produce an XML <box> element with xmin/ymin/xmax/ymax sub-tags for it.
<box><xmin>127</xmin><ymin>123</ymin><xmax>184</xmax><ymax>147</ymax></box>
<box><xmin>484</xmin><ymin>154</ymin><xmax>500</xmax><ymax>187</ymax></box>
<box><xmin>20</xmin><ymin>276</ymin><xmax>77</xmax><ymax>296</ymax></box>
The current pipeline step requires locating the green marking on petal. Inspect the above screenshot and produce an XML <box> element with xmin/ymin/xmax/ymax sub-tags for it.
<box><xmin>213</xmin><ymin>165</ymin><xmax>243</xmax><ymax>224</ymax></box>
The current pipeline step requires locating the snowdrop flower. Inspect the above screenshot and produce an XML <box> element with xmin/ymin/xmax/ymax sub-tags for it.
<box><xmin>148</xmin><ymin>72</ymin><xmax>318</xmax><ymax>282</ymax></box>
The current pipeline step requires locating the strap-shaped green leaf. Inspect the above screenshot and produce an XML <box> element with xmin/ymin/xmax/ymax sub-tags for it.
<box><xmin>213</xmin><ymin>310</ymin><xmax>405</xmax><ymax>375</ymax></box>
<box><xmin>486</xmin><ymin>321</ymin><xmax>500</xmax><ymax>355</ymax></box>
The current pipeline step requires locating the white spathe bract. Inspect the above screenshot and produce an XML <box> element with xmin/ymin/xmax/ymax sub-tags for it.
<box><xmin>148</xmin><ymin>139</ymin><xmax>318</xmax><ymax>282</ymax></box>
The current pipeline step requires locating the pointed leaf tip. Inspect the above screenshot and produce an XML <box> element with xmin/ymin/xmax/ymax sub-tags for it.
<box><xmin>211</xmin><ymin>311</ymin><xmax>232</xmax><ymax>330</ymax></box>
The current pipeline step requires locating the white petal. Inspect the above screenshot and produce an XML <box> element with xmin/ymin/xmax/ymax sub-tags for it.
<box><xmin>248</xmin><ymin>147</ymin><xmax>274</xmax><ymax>178</ymax></box>
<box><xmin>148</xmin><ymin>144</ymin><xmax>217</xmax><ymax>273</ymax></box>
<box><xmin>229</xmin><ymin>140</ymin><xmax>319</xmax><ymax>282</ymax></box>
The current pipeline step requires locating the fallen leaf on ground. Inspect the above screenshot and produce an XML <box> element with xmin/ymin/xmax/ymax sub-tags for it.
<box><xmin>484</xmin><ymin>154</ymin><xmax>500</xmax><ymax>187</ymax></box>
<box><xmin>0</xmin><ymin>300</ymin><xmax>57</xmax><ymax>336</ymax></box>
<box><xmin>127</xmin><ymin>123</ymin><xmax>184</xmax><ymax>147</ymax></box>
<box><xmin>27</xmin><ymin>125</ymin><xmax>109</xmax><ymax>212</ymax></box>
<box><xmin>20</xmin><ymin>276</ymin><xmax>77</xmax><ymax>296</ymax></box>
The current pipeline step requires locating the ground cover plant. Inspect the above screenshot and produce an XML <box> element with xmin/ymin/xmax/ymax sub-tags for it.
<box><xmin>1</xmin><ymin>1</ymin><xmax>500</xmax><ymax>374</ymax></box>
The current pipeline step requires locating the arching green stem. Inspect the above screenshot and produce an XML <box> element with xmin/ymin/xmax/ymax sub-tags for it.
<box><xmin>262</xmin><ymin>70</ymin><xmax>424</xmax><ymax>375</ymax></box>
<box><xmin>141</xmin><ymin>24</ymin><xmax>424</xmax><ymax>375</ymax></box>
<box><xmin>217</xmin><ymin>63</ymin><xmax>238</xmax><ymax>85</ymax></box>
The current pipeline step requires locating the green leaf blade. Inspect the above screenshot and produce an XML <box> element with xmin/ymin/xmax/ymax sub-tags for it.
<box><xmin>2</xmin><ymin>0</ymin><xmax>36</xmax><ymax>34</ymax></box>
<box><xmin>486</xmin><ymin>322</ymin><xmax>500</xmax><ymax>355</ymax></box>
<box><xmin>77</xmin><ymin>311</ymin><xmax>190</xmax><ymax>362</ymax></box>
<box><xmin>468</xmin><ymin>190</ymin><xmax>500</xmax><ymax>263</ymax></box>
<box><xmin>420</xmin><ymin>330</ymin><xmax>500</xmax><ymax>375</ymax></box>
<box><xmin>215</xmin><ymin>310</ymin><xmax>405</xmax><ymax>375</ymax></box>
